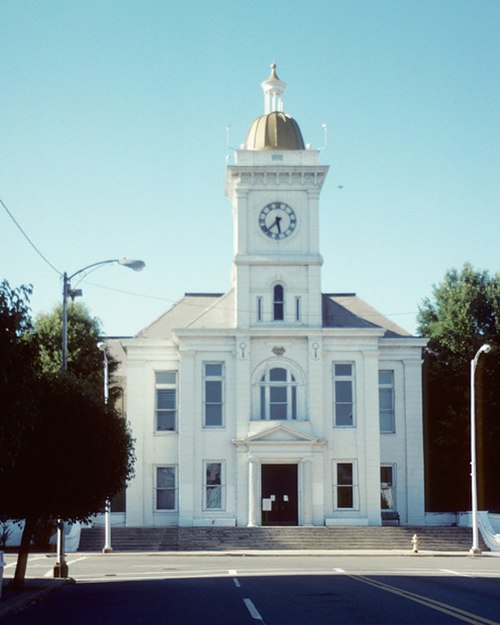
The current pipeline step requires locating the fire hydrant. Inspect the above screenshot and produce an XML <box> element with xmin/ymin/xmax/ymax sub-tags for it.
<box><xmin>411</xmin><ymin>533</ymin><xmax>419</xmax><ymax>553</ymax></box>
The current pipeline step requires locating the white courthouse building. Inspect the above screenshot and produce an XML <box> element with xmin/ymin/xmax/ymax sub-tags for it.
<box><xmin>121</xmin><ymin>66</ymin><xmax>426</xmax><ymax>528</ymax></box>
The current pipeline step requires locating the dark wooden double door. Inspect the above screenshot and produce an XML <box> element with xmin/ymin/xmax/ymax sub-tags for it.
<box><xmin>261</xmin><ymin>464</ymin><xmax>298</xmax><ymax>526</ymax></box>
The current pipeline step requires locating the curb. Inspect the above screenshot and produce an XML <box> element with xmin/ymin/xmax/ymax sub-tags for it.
<box><xmin>76</xmin><ymin>548</ymin><xmax>500</xmax><ymax>557</ymax></box>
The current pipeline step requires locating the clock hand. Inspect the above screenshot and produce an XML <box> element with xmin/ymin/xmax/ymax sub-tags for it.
<box><xmin>269</xmin><ymin>216</ymin><xmax>282</xmax><ymax>233</ymax></box>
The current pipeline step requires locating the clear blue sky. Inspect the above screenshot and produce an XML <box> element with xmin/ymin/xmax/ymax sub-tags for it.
<box><xmin>1</xmin><ymin>0</ymin><xmax>499</xmax><ymax>336</ymax></box>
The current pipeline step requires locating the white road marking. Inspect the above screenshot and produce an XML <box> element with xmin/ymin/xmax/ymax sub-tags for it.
<box><xmin>440</xmin><ymin>568</ymin><xmax>472</xmax><ymax>577</ymax></box>
<box><xmin>351</xmin><ymin>575</ymin><xmax>499</xmax><ymax>625</ymax></box>
<box><xmin>244</xmin><ymin>598</ymin><xmax>263</xmax><ymax>621</ymax></box>
<box><xmin>43</xmin><ymin>556</ymin><xmax>87</xmax><ymax>577</ymax></box>
<box><xmin>76</xmin><ymin>571</ymin><xmax>247</xmax><ymax>583</ymax></box>
<box><xmin>4</xmin><ymin>555</ymin><xmax>46</xmax><ymax>569</ymax></box>
<box><xmin>229</xmin><ymin>568</ymin><xmax>242</xmax><ymax>587</ymax></box>
<box><xmin>67</xmin><ymin>556</ymin><xmax>88</xmax><ymax>566</ymax></box>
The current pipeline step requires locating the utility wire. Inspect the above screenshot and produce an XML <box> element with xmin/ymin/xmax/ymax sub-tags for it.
<box><xmin>1</xmin><ymin>199</ymin><xmax>418</xmax><ymax>325</ymax></box>
<box><xmin>1</xmin><ymin>198</ymin><xmax>61</xmax><ymax>276</ymax></box>
<box><xmin>84</xmin><ymin>280</ymin><xmax>175</xmax><ymax>302</ymax></box>
<box><xmin>85</xmin><ymin>279</ymin><xmax>418</xmax><ymax>322</ymax></box>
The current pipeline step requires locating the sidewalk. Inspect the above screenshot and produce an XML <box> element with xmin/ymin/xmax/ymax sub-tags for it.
<box><xmin>0</xmin><ymin>578</ymin><xmax>74</xmax><ymax>621</ymax></box>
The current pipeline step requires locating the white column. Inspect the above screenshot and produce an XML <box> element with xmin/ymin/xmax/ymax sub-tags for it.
<box><xmin>235</xmin><ymin>335</ymin><xmax>250</xmax><ymax>438</ymax></box>
<box><xmin>234</xmin><ymin>336</ymin><xmax>250</xmax><ymax>526</ymax></box>
<box><xmin>302</xmin><ymin>459</ymin><xmax>313</xmax><ymax>525</ymax></box>
<box><xmin>247</xmin><ymin>456</ymin><xmax>259</xmax><ymax>527</ymax></box>
<box><xmin>362</xmin><ymin>351</ymin><xmax>382</xmax><ymax>525</ymax></box>
<box><xmin>311</xmin><ymin>449</ymin><xmax>326</xmax><ymax>525</ymax></box>
<box><xmin>125</xmin><ymin>360</ymin><xmax>147</xmax><ymax>527</ymax></box>
<box><xmin>178</xmin><ymin>349</ymin><xmax>196</xmax><ymax>526</ymax></box>
<box><xmin>232</xmin><ymin>189</ymin><xmax>248</xmax><ymax>259</ymax></box>
<box><xmin>404</xmin><ymin>358</ymin><xmax>426</xmax><ymax>525</ymax></box>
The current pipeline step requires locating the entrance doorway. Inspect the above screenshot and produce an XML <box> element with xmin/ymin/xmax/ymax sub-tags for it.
<box><xmin>261</xmin><ymin>464</ymin><xmax>298</xmax><ymax>526</ymax></box>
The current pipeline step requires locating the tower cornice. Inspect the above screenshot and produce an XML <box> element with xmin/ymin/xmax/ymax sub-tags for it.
<box><xmin>225</xmin><ymin>164</ymin><xmax>329</xmax><ymax>196</ymax></box>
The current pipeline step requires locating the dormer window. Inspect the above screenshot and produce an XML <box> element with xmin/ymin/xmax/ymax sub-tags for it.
<box><xmin>273</xmin><ymin>284</ymin><xmax>284</xmax><ymax>321</ymax></box>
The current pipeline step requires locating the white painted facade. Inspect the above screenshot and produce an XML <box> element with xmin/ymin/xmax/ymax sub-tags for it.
<box><xmin>121</xmin><ymin>67</ymin><xmax>426</xmax><ymax>528</ymax></box>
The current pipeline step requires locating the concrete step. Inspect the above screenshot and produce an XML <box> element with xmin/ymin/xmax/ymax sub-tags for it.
<box><xmin>79</xmin><ymin>526</ymin><xmax>484</xmax><ymax>552</ymax></box>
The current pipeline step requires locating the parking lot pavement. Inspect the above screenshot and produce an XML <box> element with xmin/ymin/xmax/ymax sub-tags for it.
<box><xmin>2</xmin><ymin>549</ymin><xmax>500</xmax><ymax>620</ymax></box>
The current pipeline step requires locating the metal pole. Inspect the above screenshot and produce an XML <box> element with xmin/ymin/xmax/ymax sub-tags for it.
<box><xmin>54</xmin><ymin>258</ymin><xmax>143</xmax><ymax>574</ymax></box>
<box><xmin>54</xmin><ymin>273</ymin><xmax>69</xmax><ymax>578</ymax></box>
<box><xmin>470</xmin><ymin>356</ymin><xmax>480</xmax><ymax>555</ymax></box>
<box><xmin>470</xmin><ymin>344</ymin><xmax>491</xmax><ymax>556</ymax></box>
<box><xmin>102</xmin><ymin>348</ymin><xmax>109</xmax><ymax>406</ymax></box>
<box><xmin>103</xmin><ymin>498</ymin><xmax>112</xmax><ymax>553</ymax></box>
<box><xmin>100</xmin><ymin>345</ymin><xmax>113</xmax><ymax>553</ymax></box>
<box><xmin>61</xmin><ymin>272</ymin><xmax>68</xmax><ymax>372</ymax></box>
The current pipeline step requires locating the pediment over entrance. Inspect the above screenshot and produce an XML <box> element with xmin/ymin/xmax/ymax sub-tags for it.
<box><xmin>232</xmin><ymin>423</ymin><xmax>325</xmax><ymax>447</ymax></box>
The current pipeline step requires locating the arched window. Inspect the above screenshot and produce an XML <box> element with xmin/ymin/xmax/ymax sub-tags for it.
<box><xmin>260</xmin><ymin>367</ymin><xmax>297</xmax><ymax>420</ymax></box>
<box><xmin>273</xmin><ymin>284</ymin><xmax>284</xmax><ymax>321</ymax></box>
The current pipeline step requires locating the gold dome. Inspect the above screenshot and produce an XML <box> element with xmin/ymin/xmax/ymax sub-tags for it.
<box><xmin>244</xmin><ymin>111</ymin><xmax>305</xmax><ymax>151</ymax></box>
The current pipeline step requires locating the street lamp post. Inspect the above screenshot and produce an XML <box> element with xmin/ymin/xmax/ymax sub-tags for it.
<box><xmin>97</xmin><ymin>341</ymin><xmax>113</xmax><ymax>554</ymax></box>
<box><xmin>54</xmin><ymin>258</ymin><xmax>144</xmax><ymax>578</ymax></box>
<box><xmin>470</xmin><ymin>343</ymin><xmax>491</xmax><ymax>556</ymax></box>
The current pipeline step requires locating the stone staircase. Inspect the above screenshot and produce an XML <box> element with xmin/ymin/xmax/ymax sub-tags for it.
<box><xmin>79</xmin><ymin>526</ymin><xmax>483</xmax><ymax>553</ymax></box>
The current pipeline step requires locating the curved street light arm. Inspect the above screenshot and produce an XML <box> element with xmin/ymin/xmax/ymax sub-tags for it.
<box><xmin>62</xmin><ymin>258</ymin><xmax>145</xmax><ymax>369</ymax></box>
<box><xmin>68</xmin><ymin>258</ymin><xmax>145</xmax><ymax>281</ymax></box>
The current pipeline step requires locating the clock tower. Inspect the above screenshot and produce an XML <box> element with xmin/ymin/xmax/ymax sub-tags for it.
<box><xmin>225</xmin><ymin>65</ymin><xmax>329</xmax><ymax>328</ymax></box>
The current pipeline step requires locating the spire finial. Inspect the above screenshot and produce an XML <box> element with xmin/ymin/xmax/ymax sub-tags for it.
<box><xmin>261</xmin><ymin>63</ymin><xmax>287</xmax><ymax>114</ymax></box>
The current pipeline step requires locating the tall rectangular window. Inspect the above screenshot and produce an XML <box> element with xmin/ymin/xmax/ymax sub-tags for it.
<box><xmin>204</xmin><ymin>461</ymin><xmax>225</xmax><ymax>510</ymax></box>
<box><xmin>381</xmin><ymin>465</ymin><xmax>395</xmax><ymax>510</ymax></box>
<box><xmin>333</xmin><ymin>364</ymin><xmax>355</xmax><ymax>427</ymax></box>
<box><xmin>156</xmin><ymin>466</ymin><xmax>177</xmax><ymax>511</ymax></box>
<box><xmin>379</xmin><ymin>370</ymin><xmax>395</xmax><ymax>433</ymax></box>
<box><xmin>273</xmin><ymin>285</ymin><xmax>284</xmax><ymax>321</ymax></box>
<box><xmin>155</xmin><ymin>371</ymin><xmax>177</xmax><ymax>432</ymax></box>
<box><xmin>335</xmin><ymin>462</ymin><xmax>356</xmax><ymax>509</ymax></box>
<box><xmin>204</xmin><ymin>363</ymin><xmax>224</xmax><ymax>427</ymax></box>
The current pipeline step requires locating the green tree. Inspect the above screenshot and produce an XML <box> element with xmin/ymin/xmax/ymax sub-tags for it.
<box><xmin>35</xmin><ymin>301</ymin><xmax>119</xmax><ymax>400</ymax></box>
<box><xmin>3</xmin><ymin>373</ymin><xmax>135</xmax><ymax>585</ymax></box>
<box><xmin>417</xmin><ymin>264</ymin><xmax>500</xmax><ymax>512</ymax></box>
<box><xmin>0</xmin><ymin>281</ymin><xmax>38</xmax><ymax>474</ymax></box>
<box><xmin>1</xmin><ymin>290</ymin><xmax>134</xmax><ymax>586</ymax></box>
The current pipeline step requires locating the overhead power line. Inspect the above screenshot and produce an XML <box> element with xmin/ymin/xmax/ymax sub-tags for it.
<box><xmin>1</xmin><ymin>199</ymin><xmax>418</xmax><ymax>327</ymax></box>
<box><xmin>85</xmin><ymin>279</ymin><xmax>418</xmax><ymax>323</ymax></box>
<box><xmin>1</xmin><ymin>198</ymin><xmax>61</xmax><ymax>276</ymax></box>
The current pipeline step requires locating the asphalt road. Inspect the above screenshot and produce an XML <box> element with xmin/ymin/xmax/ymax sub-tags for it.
<box><xmin>3</xmin><ymin>553</ymin><xmax>500</xmax><ymax>624</ymax></box>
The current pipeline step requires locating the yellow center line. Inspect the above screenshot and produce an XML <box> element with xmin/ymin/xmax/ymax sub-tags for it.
<box><xmin>350</xmin><ymin>575</ymin><xmax>500</xmax><ymax>625</ymax></box>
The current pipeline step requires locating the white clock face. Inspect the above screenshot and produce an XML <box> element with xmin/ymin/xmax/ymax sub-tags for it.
<box><xmin>259</xmin><ymin>202</ymin><xmax>297</xmax><ymax>240</ymax></box>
